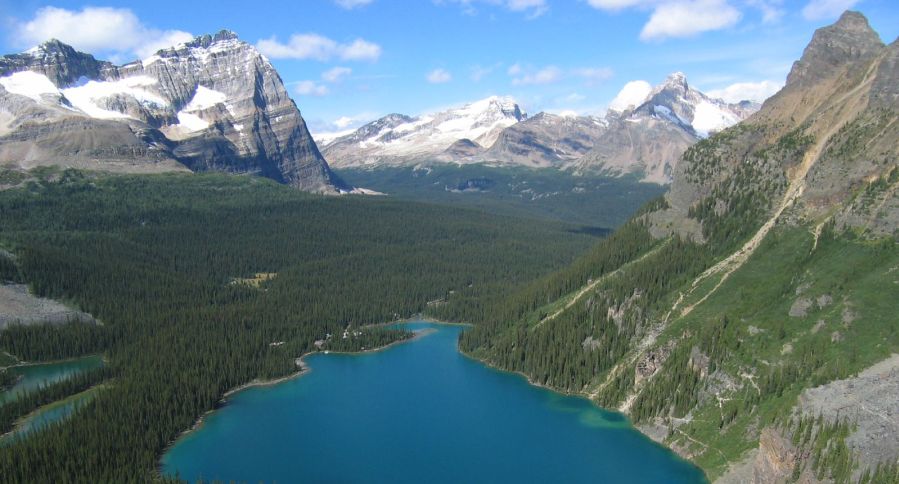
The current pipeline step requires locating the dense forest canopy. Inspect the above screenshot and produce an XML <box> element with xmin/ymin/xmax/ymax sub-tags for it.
<box><xmin>0</xmin><ymin>170</ymin><xmax>597</xmax><ymax>481</ymax></box>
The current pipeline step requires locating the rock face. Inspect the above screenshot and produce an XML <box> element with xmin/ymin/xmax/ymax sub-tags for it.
<box><xmin>481</xmin><ymin>112</ymin><xmax>608</xmax><ymax>168</ymax></box>
<box><xmin>786</xmin><ymin>11</ymin><xmax>885</xmax><ymax>87</ymax></box>
<box><xmin>0</xmin><ymin>31</ymin><xmax>339</xmax><ymax>193</ymax></box>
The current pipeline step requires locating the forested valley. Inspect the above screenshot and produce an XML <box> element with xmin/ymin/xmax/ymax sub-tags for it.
<box><xmin>0</xmin><ymin>170</ymin><xmax>597</xmax><ymax>482</ymax></box>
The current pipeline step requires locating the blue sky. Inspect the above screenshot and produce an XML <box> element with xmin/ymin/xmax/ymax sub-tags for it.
<box><xmin>1</xmin><ymin>0</ymin><xmax>897</xmax><ymax>133</ymax></box>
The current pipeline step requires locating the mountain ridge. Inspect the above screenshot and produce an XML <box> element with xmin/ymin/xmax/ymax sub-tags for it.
<box><xmin>0</xmin><ymin>31</ymin><xmax>340</xmax><ymax>193</ymax></box>
<box><xmin>323</xmin><ymin>74</ymin><xmax>757</xmax><ymax>184</ymax></box>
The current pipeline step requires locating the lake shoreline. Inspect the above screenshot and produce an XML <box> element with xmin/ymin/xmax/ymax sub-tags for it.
<box><xmin>458</xmin><ymin>343</ymin><xmax>710</xmax><ymax>482</ymax></box>
<box><xmin>159</xmin><ymin>321</ymin><xmax>439</xmax><ymax>472</ymax></box>
<box><xmin>159</xmin><ymin>319</ymin><xmax>707</xmax><ymax>483</ymax></box>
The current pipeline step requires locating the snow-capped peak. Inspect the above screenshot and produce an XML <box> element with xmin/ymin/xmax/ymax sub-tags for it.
<box><xmin>320</xmin><ymin>95</ymin><xmax>527</xmax><ymax>166</ymax></box>
<box><xmin>616</xmin><ymin>72</ymin><xmax>757</xmax><ymax>138</ymax></box>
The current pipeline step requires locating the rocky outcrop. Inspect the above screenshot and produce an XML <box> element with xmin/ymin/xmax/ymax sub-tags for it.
<box><xmin>482</xmin><ymin>112</ymin><xmax>607</xmax><ymax>168</ymax></box>
<box><xmin>752</xmin><ymin>428</ymin><xmax>803</xmax><ymax>484</ymax></box>
<box><xmin>786</xmin><ymin>11</ymin><xmax>884</xmax><ymax>88</ymax></box>
<box><xmin>0</xmin><ymin>31</ymin><xmax>339</xmax><ymax>193</ymax></box>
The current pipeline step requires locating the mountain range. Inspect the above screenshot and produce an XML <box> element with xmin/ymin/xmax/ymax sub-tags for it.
<box><xmin>1</xmin><ymin>30</ymin><xmax>759</xmax><ymax>191</ymax></box>
<box><xmin>0</xmin><ymin>31</ymin><xmax>340</xmax><ymax>193</ymax></box>
<box><xmin>319</xmin><ymin>73</ymin><xmax>758</xmax><ymax>183</ymax></box>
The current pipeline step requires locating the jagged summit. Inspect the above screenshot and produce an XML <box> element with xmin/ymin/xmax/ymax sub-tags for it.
<box><xmin>175</xmin><ymin>30</ymin><xmax>241</xmax><ymax>50</ymax></box>
<box><xmin>0</xmin><ymin>29</ymin><xmax>340</xmax><ymax>193</ymax></box>
<box><xmin>786</xmin><ymin>10</ymin><xmax>884</xmax><ymax>87</ymax></box>
<box><xmin>0</xmin><ymin>39</ymin><xmax>107</xmax><ymax>87</ymax></box>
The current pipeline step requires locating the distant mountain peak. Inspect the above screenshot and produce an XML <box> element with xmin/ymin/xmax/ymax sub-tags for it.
<box><xmin>321</xmin><ymin>95</ymin><xmax>525</xmax><ymax>166</ymax></box>
<box><xmin>787</xmin><ymin>10</ymin><xmax>883</xmax><ymax>87</ymax></box>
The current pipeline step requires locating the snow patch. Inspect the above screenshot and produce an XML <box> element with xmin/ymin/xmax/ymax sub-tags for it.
<box><xmin>175</xmin><ymin>112</ymin><xmax>209</xmax><ymax>132</ymax></box>
<box><xmin>0</xmin><ymin>71</ymin><xmax>60</xmax><ymax>102</ymax></box>
<box><xmin>61</xmin><ymin>76</ymin><xmax>167</xmax><ymax>120</ymax></box>
<box><xmin>691</xmin><ymin>100</ymin><xmax>739</xmax><ymax>137</ymax></box>
<box><xmin>185</xmin><ymin>86</ymin><xmax>228</xmax><ymax>111</ymax></box>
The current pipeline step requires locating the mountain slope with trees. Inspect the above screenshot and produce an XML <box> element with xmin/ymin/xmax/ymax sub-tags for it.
<box><xmin>461</xmin><ymin>11</ymin><xmax>899</xmax><ymax>482</ymax></box>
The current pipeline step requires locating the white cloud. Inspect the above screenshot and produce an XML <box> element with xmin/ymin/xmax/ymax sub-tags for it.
<box><xmin>256</xmin><ymin>34</ymin><xmax>381</xmax><ymax>62</ymax></box>
<box><xmin>427</xmin><ymin>68</ymin><xmax>453</xmax><ymax>83</ymax></box>
<box><xmin>640</xmin><ymin>0</ymin><xmax>741</xmax><ymax>41</ymax></box>
<box><xmin>293</xmin><ymin>80</ymin><xmax>330</xmax><ymax>96</ymax></box>
<box><xmin>801</xmin><ymin>0</ymin><xmax>857</xmax><ymax>21</ymax></box>
<box><xmin>341</xmin><ymin>39</ymin><xmax>383</xmax><ymax>61</ymax></box>
<box><xmin>512</xmin><ymin>66</ymin><xmax>562</xmax><ymax>86</ymax></box>
<box><xmin>586</xmin><ymin>0</ymin><xmax>652</xmax><ymax>10</ymax></box>
<box><xmin>470</xmin><ymin>63</ymin><xmax>501</xmax><ymax>81</ymax></box>
<box><xmin>14</xmin><ymin>6</ymin><xmax>193</xmax><ymax>60</ymax></box>
<box><xmin>309</xmin><ymin>111</ymin><xmax>380</xmax><ymax>135</ymax></box>
<box><xmin>575</xmin><ymin>67</ymin><xmax>614</xmax><ymax>85</ymax></box>
<box><xmin>608</xmin><ymin>80</ymin><xmax>653</xmax><ymax>112</ymax></box>
<box><xmin>507</xmin><ymin>63</ymin><xmax>523</xmax><ymax>76</ymax></box>
<box><xmin>334</xmin><ymin>0</ymin><xmax>374</xmax><ymax>9</ymax></box>
<box><xmin>746</xmin><ymin>0</ymin><xmax>785</xmax><ymax>23</ymax></box>
<box><xmin>587</xmin><ymin>0</ymin><xmax>743</xmax><ymax>41</ymax></box>
<box><xmin>322</xmin><ymin>66</ymin><xmax>353</xmax><ymax>83</ymax></box>
<box><xmin>706</xmin><ymin>79</ymin><xmax>782</xmax><ymax>103</ymax></box>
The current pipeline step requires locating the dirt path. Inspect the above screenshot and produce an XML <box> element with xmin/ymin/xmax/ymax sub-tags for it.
<box><xmin>534</xmin><ymin>241</ymin><xmax>669</xmax><ymax>330</ymax></box>
<box><xmin>674</xmin><ymin>63</ymin><xmax>878</xmax><ymax>319</ymax></box>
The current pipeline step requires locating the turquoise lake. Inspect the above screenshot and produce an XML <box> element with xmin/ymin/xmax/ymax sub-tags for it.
<box><xmin>1</xmin><ymin>355</ymin><xmax>103</xmax><ymax>404</ymax></box>
<box><xmin>162</xmin><ymin>322</ymin><xmax>707</xmax><ymax>483</ymax></box>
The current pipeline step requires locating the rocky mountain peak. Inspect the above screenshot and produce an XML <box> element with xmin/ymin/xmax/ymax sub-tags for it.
<box><xmin>786</xmin><ymin>10</ymin><xmax>884</xmax><ymax>87</ymax></box>
<box><xmin>662</xmin><ymin>71</ymin><xmax>688</xmax><ymax>90</ymax></box>
<box><xmin>481</xmin><ymin>95</ymin><xmax>527</xmax><ymax>121</ymax></box>
<box><xmin>0</xmin><ymin>40</ymin><xmax>107</xmax><ymax>87</ymax></box>
<box><xmin>0</xmin><ymin>30</ymin><xmax>340</xmax><ymax>193</ymax></box>
<box><xmin>181</xmin><ymin>30</ymin><xmax>243</xmax><ymax>50</ymax></box>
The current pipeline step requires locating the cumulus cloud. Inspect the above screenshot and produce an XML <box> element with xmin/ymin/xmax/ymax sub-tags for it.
<box><xmin>587</xmin><ymin>0</ymin><xmax>742</xmax><ymax>41</ymax></box>
<box><xmin>293</xmin><ymin>80</ymin><xmax>330</xmax><ymax>96</ymax></box>
<box><xmin>14</xmin><ymin>6</ymin><xmax>193</xmax><ymax>60</ymax></box>
<box><xmin>640</xmin><ymin>0</ymin><xmax>741</xmax><ymax>40</ymax></box>
<box><xmin>426</xmin><ymin>68</ymin><xmax>453</xmax><ymax>83</ymax></box>
<box><xmin>512</xmin><ymin>66</ymin><xmax>562</xmax><ymax>86</ymax></box>
<box><xmin>322</xmin><ymin>67</ymin><xmax>353</xmax><ymax>83</ymax></box>
<box><xmin>256</xmin><ymin>34</ymin><xmax>381</xmax><ymax>62</ymax></box>
<box><xmin>706</xmin><ymin>79</ymin><xmax>782</xmax><ymax>103</ymax></box>
<box><xmin>575</xmin><ymin>67</ymin><xmax>614</xmax><ymax>85</ymax></box>
<box><xmin>801</xmin><ymin>0</ymin><xmax>857</xmax><ymax>21</ymax></box>
<box><xmin>334</xmin><ymin>0</ymin><xmax>374</xmax><ymax>9</ymax></box>
<box><xmin>608</xmin><ymin>80</ymin><xmax>653</xmax><ymax>112</ymax></box>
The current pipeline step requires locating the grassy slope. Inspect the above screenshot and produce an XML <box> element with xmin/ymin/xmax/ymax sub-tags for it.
<box><xmin>661</xmin><ymin>226</ymin><xmax>897</xmax><ymax>476</ymax></box>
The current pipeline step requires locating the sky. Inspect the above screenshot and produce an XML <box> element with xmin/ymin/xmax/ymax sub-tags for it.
<box><xmin>1</xmin><ymin>0</ymin><xmax>897</xmax><ymax>134</ymax></box>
